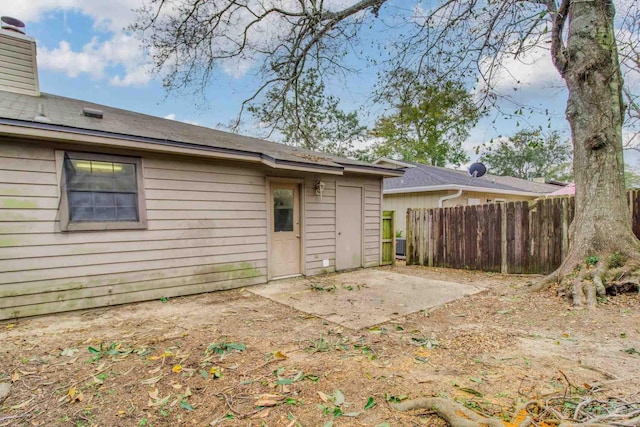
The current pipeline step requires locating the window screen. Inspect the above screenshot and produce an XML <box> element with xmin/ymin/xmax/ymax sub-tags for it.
<box><xmin>273</xmin><ymin>188</ymin><xmax>294</xmax><ymax>232</ymax></box>
<box><xmin>64</xmin><ymin>156</ymin><xmax>139</xmax><ymax>222</ymax></box>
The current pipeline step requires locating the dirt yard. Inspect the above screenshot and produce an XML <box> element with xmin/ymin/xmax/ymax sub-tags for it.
<box><xmin>0</xmin><ymin>264</ymin><xmax>638</xmax><ymax>426</ymax></box>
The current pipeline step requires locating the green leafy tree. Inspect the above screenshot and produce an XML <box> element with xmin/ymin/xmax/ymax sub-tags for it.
<box><xmin>369</xmin><ymin>69</ymin><xmax>481</xmax><ymax>167</ymax></box>
<box><xmin>479</xmin><ymin>130</ymin><xmax>572</xmax><ymax>181</ymax></box>
<box><xmin>248</xmin><ymin>69</ymin><xmax>366</xmax><ymax>158</ymax></box>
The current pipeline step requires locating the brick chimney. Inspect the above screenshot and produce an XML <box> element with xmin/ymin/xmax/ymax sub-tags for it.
<box><xmin>0</xmin><ymin>16</ymin><xmax>40</xmax><ymax>96</ymax></box>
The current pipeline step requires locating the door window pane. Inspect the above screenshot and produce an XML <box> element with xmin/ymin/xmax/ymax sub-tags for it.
<box><xmin>273</xmin><ymin>188</ymin><xmax>294</xmax><ymax>232</ymax></box>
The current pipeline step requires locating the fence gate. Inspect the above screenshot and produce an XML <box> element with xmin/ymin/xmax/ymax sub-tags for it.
<box><xmin>381</xmin><ymin>210</ymin><xmax>395</xmax><ymax>265</ymax></box>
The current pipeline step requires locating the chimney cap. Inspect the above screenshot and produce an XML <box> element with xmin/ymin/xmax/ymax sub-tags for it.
<box><xmin>1</xmin><ymin>16</ymin><xmax>26</xmax><ymax>34</ymax></box>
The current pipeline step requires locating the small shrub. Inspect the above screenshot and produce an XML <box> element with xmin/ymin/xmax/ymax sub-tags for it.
<box><xmin>607</xmin><ymin>251</ymin><xmax>626</xmax><ymax>269</ymax></box>
<box><xmin>586</xmin><ymin>256</ymin><xmax>599</xmax><ymax>266</ymax></box>
<box><xmin>205</xmin><ymin>340</ymin><xmax>246</xmax><ymax>360</ymax></box>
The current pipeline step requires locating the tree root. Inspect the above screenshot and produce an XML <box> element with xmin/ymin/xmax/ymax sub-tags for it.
<box><xmin>393</xmin><ymin>396</ymin><xmax>638</xmax><ymax>427</ymax></box>
<box><xmin>392</xmin><ymin>397</ymin><xmax>506</xmax><ymax>427</ymax></box>
<box><xmin>534</xmin><ymin>259</ymin><xmax>640</xmax><ymax>309</ymax></box>
<box><xmin>528</xmin><ymin>270</ymin><xmax>561</xmax><ymax>292</ymax></box>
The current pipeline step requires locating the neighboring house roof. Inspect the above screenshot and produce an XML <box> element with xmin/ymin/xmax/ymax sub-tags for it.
<box><xmin>548</xmin><ymin>183</ymin><xmax>575</xmax><ymax>196</ymax></box>
<box><xmin>0</xmin><ymin>91</ymin><xmax>402</xmax><ymax>177</ymax></box>
<box><xmin>375</xmin><ymin>159</ymin><xmax>563</xmax><ymax>196</ymax></box>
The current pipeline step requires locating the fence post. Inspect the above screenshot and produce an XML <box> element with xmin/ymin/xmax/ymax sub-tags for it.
<box><xmin>391</xmin><ymin>211</ymin><xmax>396</xmax><ymax>266</ymax></box>
<box><xmin>501</xmin><ymin>204</ymin><xmax>508</xmax><ymax>274</ymax></box>
<box><xmin>427</xmin><ymin>210</ymin><xmax>434</xmax><ymax>267</ymax></box>
<box><xmin>418</xmin><ymin>209</ymin><xmax>425</xmax><ymax>266</ymax></box>
<box><xmin>561</xmin><ymin>198</ymin><xmax>569</xmax><ymax>260</ymax></box>
<box><xmin>406</xmin><ymin>209</ymin><xmax>412</xmax><ymax>264</ymax></box>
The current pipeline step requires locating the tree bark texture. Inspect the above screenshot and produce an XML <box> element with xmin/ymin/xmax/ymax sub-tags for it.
<box><xmin>555</xmin><ymin>0</ymin><xmax>640</xmax><ymax>274</ymax></box>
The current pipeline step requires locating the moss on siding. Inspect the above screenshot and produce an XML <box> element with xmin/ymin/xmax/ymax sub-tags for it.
<box><xmin>5</xmin><ymin>262</ymin><xmax>263</xmax><ymax>298</ymax></box>
<box><xmin>0</xmin><ymin>237</ymin><xmax>20</xmax><ymax>247</ymax></box>
<box><xmin>1</xmin><ymin>198</ymin><xmax>38</xmax><ymax>209</ymax></box>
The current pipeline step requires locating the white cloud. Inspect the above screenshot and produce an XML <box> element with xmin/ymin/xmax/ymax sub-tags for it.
<box><xmin>477</xmin><ymin>44</ymin><xmax>564</xmax><ymax>102</ymax></box>
<box><xmin>110</xmin><ymin>64</ymin><xmax>152</xmax><ymax>87</ymax></box>
<box><xmin>2</xmin><ymin>1</ymin><xmax>150</xmax><ymax>87</ymax></box>
<box><xmin>38</xmin><ymin>40</ymin><xmax>104</xmax><ymax>78</ymax></box>
<box><xmin>3</xmin><ymin>0</ymin><xmax>369</xmax><ymax>85</ymax></box>
<box><xmin>37</xmin><ymin>34</ymin><xmax>152</xmax><ymax>86</ymax></box>
<box><xmin>2</xmin><ymin>1</ymin><xmax>143</xmax><ymax>32</ymax></box>
<box><xmin>149</xmin><ymin>0</ymin><xmax>361</xmax><ymax>79</ymax></box>
<box><xmin>163</xmin><ymin>113</ymin><xmax>199</xmax><ymax>125</ymax></box>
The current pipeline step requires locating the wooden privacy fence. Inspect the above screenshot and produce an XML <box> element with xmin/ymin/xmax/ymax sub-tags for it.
<box><xmin>406</xmin><ymin>191</ymin><xmax>640</xmax><ymax>274</ymax></box>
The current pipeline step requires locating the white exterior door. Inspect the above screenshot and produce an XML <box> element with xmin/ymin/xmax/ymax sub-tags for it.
<box><xmin>270</xmin><ymin>183</ymin><xmax>301</xmax><ymax>278</ymax></box>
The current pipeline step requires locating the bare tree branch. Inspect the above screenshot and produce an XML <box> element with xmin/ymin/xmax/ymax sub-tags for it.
<box><xmin>132</xmin><ymin>0</ymin><xmax>637</xmax><ymax>143</ymax></box>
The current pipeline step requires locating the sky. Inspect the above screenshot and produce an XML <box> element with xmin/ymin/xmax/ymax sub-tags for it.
<box><xmin>1</xmin><ymin>1</ymin><xmax>636</xmax><ymax>170</ymax></box>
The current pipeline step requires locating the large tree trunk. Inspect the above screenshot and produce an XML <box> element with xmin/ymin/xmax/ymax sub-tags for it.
<box><xmin>546</xmin><ymin>0</ymin><xmax>640</xmax><ymax>306</ymax></box>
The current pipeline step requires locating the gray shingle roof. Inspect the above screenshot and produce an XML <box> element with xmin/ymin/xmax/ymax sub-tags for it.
<box><xmin>0</xmin><ymin>91</ymin><xmax>397</xmax><ymax>175</ymax></box>
<box><xmin>384</xmin><ymin>162</ymin><xmax>562</xmax><ymax>194</ymax></box>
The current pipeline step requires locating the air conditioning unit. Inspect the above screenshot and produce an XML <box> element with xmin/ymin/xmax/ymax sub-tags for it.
<box><xmin>396</xmin><ymin>237</ymin><xmax>406</xmax><ymax>259</ymax></box>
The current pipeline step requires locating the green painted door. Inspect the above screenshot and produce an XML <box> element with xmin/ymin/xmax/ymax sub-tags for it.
<box><xmin>381</xmin><ymin>211</ymin><xmax>395</xmax><ymax>265</ymax></box>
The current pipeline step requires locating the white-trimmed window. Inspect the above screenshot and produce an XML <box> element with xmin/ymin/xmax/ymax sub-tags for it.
<box><xmin>60</xmin><ymin>152</ymin><xmax>147</xmax><ymax>231</ymax></box>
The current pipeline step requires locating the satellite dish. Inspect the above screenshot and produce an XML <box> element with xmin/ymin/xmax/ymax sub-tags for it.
<box><xmin>1</xmin><ymin>16</ymin><xmax>26</xmax><ymax>34</ymax></box>
<box><xmin>468</xmin><ymin>162</ymin><xmax>487</xmax><ymax>178</ymax></box>
<box><xmin>1</xmin><ymin>17</ymin><xmax>25</xmax><ymax>27</ymax></box>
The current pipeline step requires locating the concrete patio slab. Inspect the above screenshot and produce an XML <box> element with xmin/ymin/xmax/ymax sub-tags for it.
<box><xmin>248</xmin><ymin>269</ymin><xmax>485</xmax><ymax>330</ymax></box>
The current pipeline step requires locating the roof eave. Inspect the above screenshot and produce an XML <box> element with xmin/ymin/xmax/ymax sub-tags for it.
<box><xmin>343</xmin><ymin>164</ymin><xmax>404</xmax><ymax>177</ymax></box>
<box><xmin>383</xmin><ymin>184</ymin><xmax>548</xmax><ymax>197</ymax></box>
<box><xmin>267</xmin><ymin>158</ymin><xmax>344</xmax><ymax>175</ymax></box>
<box><xmin>372</xmin><ymin>157</ymin><xmax>415</xmax><ymax>168</ymax></box>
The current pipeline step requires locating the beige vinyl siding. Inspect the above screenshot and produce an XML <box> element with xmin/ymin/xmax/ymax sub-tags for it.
<box><xmin>302</xmin><ymin>174</ymin><xmax>381</xmax><ymax>273</ymax></box>
<box><xmin>304</xmin><ymin>176</ymin><xmax>336</xmax><ymax>275</ymax></box>
<box><xmin>0</xmin><ymin>32</ymin><xmax>39</xmax><ymax>96</ymax></box>
<box><xmin>456</xmin><ymin>191</ymin><xmax>535</xmax><ymax>206</ymax></box>
<box><xmin>0</xmin><ymin>142</ymin><xmax>268</xmax><ymax>320</ymax></box>
<box><xmin>383</xmin><ymin>190</ymin><xmax>539</xmax><ymax>235</ymax></box>
<box><xmin>1</xmin><ymin>138</ymin><xmax>386</xmax><ymax>319</ymax></box>
<box><xmin>363</xmin><ymin>179</ymin><xmax>382</xmax><ymax>267</ymax></box>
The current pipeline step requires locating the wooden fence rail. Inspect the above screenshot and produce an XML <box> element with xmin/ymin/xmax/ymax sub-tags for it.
<box><xmin>406</xmin><ymin>191</ymin><xmax>640</xmax><ymax>274</ymax></box>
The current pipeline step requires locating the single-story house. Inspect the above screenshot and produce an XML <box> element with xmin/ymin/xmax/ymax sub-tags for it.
<box><xmin>0</xmin><ymin>24</ymin><xmax>402</xmax><ymax>320</ymax></box>
<box><xmin>374</xmin><ymin>159</ymin><xmax>564</xmax><ymax>235</ymax></box>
